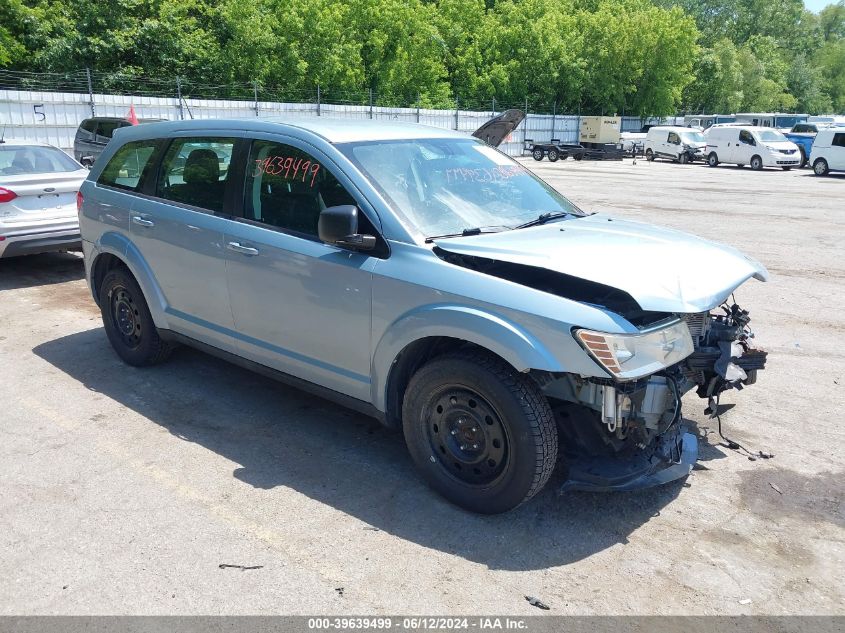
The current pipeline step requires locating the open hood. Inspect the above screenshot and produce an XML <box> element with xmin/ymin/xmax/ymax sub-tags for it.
<box><xmin>434</xmin><ymin>215</ymin><xmax>768</xmax><ymax>313</ymax></box>
<box><xmin>472</xmin><ymin>109</ymin><xmax>525</xmax><ymax>147</ymax></box>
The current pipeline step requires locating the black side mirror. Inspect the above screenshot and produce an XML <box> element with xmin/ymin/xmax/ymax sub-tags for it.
<box><xmin>318</xmin><ymin>205</ymin><xmax>376</xmax><ymax>251</ymax></box>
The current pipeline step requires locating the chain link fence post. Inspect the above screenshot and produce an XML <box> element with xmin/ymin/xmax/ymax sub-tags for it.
<box><xmin>176</xmin><ymin>76</ymin><xmax>184</xmax><ymax>120</ymax></box>
<box><xmin>416</xmin><ymin>94</ymin><xmax>420</xmax><ymax>123</ymax></box>
<box><xmin>253</xmin><ymin>80</ymin><xmax>259</xmax><ymax>117</ymax></box>
<box><xmin>316</xmin><ymin>84</ymin><xmax>321</xmax><ymax>116</ymax></box>
<box><xmin>85</xmin><ymin>67</ymin><xmax>95</xmax><ymax>117</ymax></box>
<box><xmin>454</xmin><ymin>96</ymin><xmax>459</xmax><ymax>130</ymax></box>
<box><xmin>369</xmin><ymin>88</ymin><xmax>373</xmax><ymax>119</ymax></box>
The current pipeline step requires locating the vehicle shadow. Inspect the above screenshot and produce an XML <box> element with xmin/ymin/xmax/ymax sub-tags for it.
<box><xmin>0</xmin><ymin>252</ymin><xmax>84</xmax><ymax>290</ymax></box>
<box><xmin>34</xmin><ymin>328</ymin><xmax>700</xmax><ymax>571</ymax></box>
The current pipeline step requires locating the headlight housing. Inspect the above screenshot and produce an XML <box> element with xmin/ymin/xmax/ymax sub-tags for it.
<box><xmin>575</xmin><ymin>320</ymin><xmax>695</xmax><ymax>381</ymax></box>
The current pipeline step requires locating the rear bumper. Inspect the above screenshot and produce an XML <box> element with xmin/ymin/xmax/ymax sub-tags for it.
<box><xmin>0</xmin><ymin>226</ymin><xmax>82</xmax><ymax>258</ymax></box>
<box><xmin>560</xmin><ymin>426</ymin><xmax>698</xmax><ymax>493</ymax></box>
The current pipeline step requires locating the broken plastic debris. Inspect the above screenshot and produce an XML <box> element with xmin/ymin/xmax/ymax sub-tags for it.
<box><xmin>739</xmin><ymin>599</ymin><xmax>752</xmax><ymax>605</ymax></box>
<box><xmin>769</xmin><ymin>482</ymin><xmax>783</xmax><ymax>495</ymax></box>
<box><xmin>525</xmin><ymin>596</ymin><xmax>550</xmax><ymax>610</ymax></box>
<box><xmin>218</xmin><ymin>564</ymin><xmax>263</xmax><ymax>571</ymax></box>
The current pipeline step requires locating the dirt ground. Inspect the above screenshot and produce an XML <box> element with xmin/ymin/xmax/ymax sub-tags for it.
<box><xmin>0</xmin><ymin>158</ymin><xmax>842</xmax><ymax>616</ymax></box>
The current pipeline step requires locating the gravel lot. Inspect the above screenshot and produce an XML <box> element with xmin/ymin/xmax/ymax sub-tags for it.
<box><xmin>1</xmin><ymin>158</ymin><xmax>843</xmax><ymax>616</ymax></box>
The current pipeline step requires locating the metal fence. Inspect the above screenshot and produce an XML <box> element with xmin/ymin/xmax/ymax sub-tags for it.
<box><xmin>0</xmin><ymin>68</ymin><xmax>679</xmax><ymax>155</ymax></box>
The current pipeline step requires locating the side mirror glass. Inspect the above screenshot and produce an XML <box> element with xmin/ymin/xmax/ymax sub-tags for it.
<box><xmin>318</xmin><ymin>205</ymin><xmax>376</xmax><ymax>251</ymax></box>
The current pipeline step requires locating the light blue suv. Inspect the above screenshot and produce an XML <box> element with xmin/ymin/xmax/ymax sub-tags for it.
<box><xmin>79</xmin><ymin>118</ymin><xmax>768</xmax><ymax>513</ymax></box>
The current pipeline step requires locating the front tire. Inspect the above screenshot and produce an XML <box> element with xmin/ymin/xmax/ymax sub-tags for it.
<box><xmin>532</xmin><ymin>149</ymin><xmax>544</xmax><ymax>161</ymax></box>
<box><xmin>799</xmin><ymin>148</ymin><xmax>808</xmax><ymax>169</ymax></box>
<box><xmin>99</xmin><ymin>267</ymin><xmax>173</xmax><ymax>367</ymax></box>
<box><xmin>782</xmin><ymin>166</ymin><xmax>792</xmax><ymax>171</ymax></box>
<box><xmin>707</xmin><ymin>152</ymin><xmax>719</xmax><ymax>167</ymax></box>
<box><xmin>645</xmin><ymin>149</ymin><xmax>654</xmax><ymax>161</ymax></box>
<box><xmin>402</xmin><ymin>351</ymin><xmax>558</xmax><ymax>514</ymax></box>
<box><xmin>547</xmin><ymin>148</ymin><xmax>559</xmax><ymax>162</ymax></box>
<box><xmin>679</xmin><ymin>153</ymin><xmax>689</xmax><ymax>164</ymax></box>
<box><xmin>750</xmin><ymin>155</ymin><xmax>763</xmax><ymax>171</ymax></box>
<box><xmin>814</xmin><ymin>158</ymin><xmax>829</xmax><ymax>176</ymax></box>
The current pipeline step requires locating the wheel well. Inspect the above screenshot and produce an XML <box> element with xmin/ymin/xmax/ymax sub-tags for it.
<box><xmin>91</xmin><ymin>253</ymin><xmax>129</xmax><ymax>305</ymax></box>
<box><xmin>383</xmin><ymin>337</ymin><xmax>513</xmax><ymax>430</ymax></box>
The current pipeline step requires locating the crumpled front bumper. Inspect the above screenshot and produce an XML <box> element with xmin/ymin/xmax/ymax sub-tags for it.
<box><xmin>560</xmin><ymin>426</ymin><xmax>698</xmax><ymax>493</ymax></box>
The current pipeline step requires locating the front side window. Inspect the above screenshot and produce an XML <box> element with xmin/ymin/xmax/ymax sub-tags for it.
<box><xmin>340</xmin><ymin>138</ymin><xmax>582</xmax><ymax>239</ymax></box>
<box><xmin>97</xmin><ymin>141</ymin><xmax>159</xmax><ymax>191</ymax></box>
<box><xmin>667</xmin><ymin>132</ymin><xmax>680</xmax><ymax>144</ymax></box>
<box><xmin>156</xmin><ymin>138</ymin><xmax>235</xmax><ymax>212</ymax></box>
<box><xmin>832</xmin><ymin>133</ymin><xmax>845</xmax><ymax>148</ymax></box>
<box><xmin>739</xmin><ymin>130</ymin><xmax>755</xmax><ymax>145</ymax></box>
<box><xmin>243</xmin><ymin>140</ymin><xmax>356</xmax><ymax>236</ymax></box>
<box><xmin>0</xmin><ymin>145</ymin><xmax>81</xmax><ymax>175</ymax></box>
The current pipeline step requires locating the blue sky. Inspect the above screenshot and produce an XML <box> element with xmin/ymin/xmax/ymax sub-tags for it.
<box><xmin>805</xmin><ymin>0</ymin><xmax>833</xmax><ymax>12</ymax></box>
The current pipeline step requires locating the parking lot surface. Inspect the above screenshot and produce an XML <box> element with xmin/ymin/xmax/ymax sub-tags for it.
<box><xmin>1</xmin><ymin>159</ymin><xmax>843</xmax><ymax>615</ymax></box>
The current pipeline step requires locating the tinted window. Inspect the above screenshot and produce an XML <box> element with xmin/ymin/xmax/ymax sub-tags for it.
<box><xmin>0</xmin><ymin>145</ymin><xmax>81</xmax><ymax>175</ymax></box>
<box><xmin>156</xmin><ymin>138</ymin><xmax>235</xmax><ymax>212</ymax></box>
<box><xmin>97</xmin><ymin>141</ymin><xmax>159</xmax><ymax>191</ymax></box>
<box><xmin>96</xmin><ymin>121</ymin><xmax>123</xmax><ymax>141</ymax></box>
<box><xmin>739</xmin><ymin>130</ymin><xmax>755</xmax><ymax>145</ymax></box>
<box><xmin>243</xmin><ymin>140</ymin><xmax>356</xmax><ymax>236</ymax></box>
<box><xmin>80</xmin><ymin>119</ymin><xmax>97</xmax><ymax>134</ymax></box>
<box><xmin>832</xmin><ymin>133</ymin><xmax>845</xmax><ymax>148</ymax></box>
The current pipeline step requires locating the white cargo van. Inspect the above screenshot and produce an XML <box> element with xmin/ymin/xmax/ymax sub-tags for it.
<box><xmin>644</xmin><ymin>126</ymin><xmax>707</xmax><ymax>163</ymax></box>
<box><xmin>810</xmin><ymin>127</ymin><xmax>845</xmax><ymax>176</ymax></box>
<box><xmin>704</xmin><ymin>126</ymin><xmax>801</xmax><ymax>170</ymax></box>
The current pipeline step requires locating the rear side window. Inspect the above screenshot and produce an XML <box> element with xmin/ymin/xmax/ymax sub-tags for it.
<box><xmin>98</xmin><ymin>141</ymin><xmax>159</xmax><ymax>192</ymax></box>
<box><xmin>243</xmin><ymin>140</ymin><xmax>356</xmax><ymax>237</ymax></box>
<box><xmin>95</xmin><ymin>121</ymin><xmax>123</xmax><ymax>141</ymax></box>
<box><xmin>833</xmin><ymin>133</ymin><xmax>845</xmax><ymax>148</ymax></box>
<box><xmin>156</xmin><ymin>138</ymin><xmax>236</xmax><ymax>213</ymax></box>
<box><xmin>79</xmin><ymin>119</ymin><xmax>97</xmax><ymax>134</ymax></box>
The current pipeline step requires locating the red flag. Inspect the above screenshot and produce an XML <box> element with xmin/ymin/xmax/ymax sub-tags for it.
<box><xmin>126</xmin><ymin>104</ymin><xmax>139</xmax><ymax>126</ymax></box>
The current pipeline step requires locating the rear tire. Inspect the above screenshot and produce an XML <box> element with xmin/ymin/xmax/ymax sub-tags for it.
<box><xmin>813</xmin><ymin>158</ymin><xmax>829</xmax><ymax>176</ymax></box>
<box><xmin>750</xmin><ymin>155</ymin><xmax>763</xmax><ymax>171</ymax></box>
<box><xmin>402</xmin><ymin>351</ymin><xmax>558</xmax><ymax>514</ymax></box>
<box><xmin>99</xmin><ymin>267</ymin><xmax>173</xmax><ymax>367</ymax></box>
<box><xmin>547</xmin><ymin>148</ymin><xmax>559</xmax><ymax>162</ymax></box>
<box><xmin>799</xmin><ymin>148</ymin><xmax>808</xmax><ymax>168</ymax></box>
<box><xmin>707</xmin><ymin>152</ymin><xmax>719</xmax><ymax>167</ymax></box>
<box><xmin>532</xmin><ymin>149</ymin><xmax>544</xmax><ymax>161</ymax></box>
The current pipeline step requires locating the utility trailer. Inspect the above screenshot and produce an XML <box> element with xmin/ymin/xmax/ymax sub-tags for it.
<box><xmin>523</xmin><ymin>139</ymin><xmax>585</xmax><ymax>162</ymax></box>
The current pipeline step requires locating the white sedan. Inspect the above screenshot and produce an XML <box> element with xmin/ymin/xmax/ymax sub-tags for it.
<box><xmin>0</xmin><ymin>140</ymin><xmax>88</xmax><ymax>258</ymax></box>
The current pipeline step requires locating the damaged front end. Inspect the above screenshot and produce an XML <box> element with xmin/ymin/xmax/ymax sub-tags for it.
<box><xmin>539</xmin><ymin>302</ymin><xmax>767</xmax><ymax>492</ymax></box>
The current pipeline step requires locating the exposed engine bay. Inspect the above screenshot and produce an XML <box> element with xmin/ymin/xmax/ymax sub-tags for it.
<box><xmin>537</xmin><ymin>302</ymin><xmax>767</xmax><ymax>491</ymax></box>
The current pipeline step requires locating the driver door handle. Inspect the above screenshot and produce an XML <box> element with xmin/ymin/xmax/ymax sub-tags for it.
<box><xmin>226</xmin><ymin>241</ymin><xmax>259</xmax><ymax>256</ymax></box>
<box><xmin>131</xmin><ymin>216</ymin><xmax>155</xmax><ymax>228</ymax></box>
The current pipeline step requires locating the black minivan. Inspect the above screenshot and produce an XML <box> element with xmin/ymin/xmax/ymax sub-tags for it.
<box><xmin>74</xmin><ymin>117</ymin><xmax>164</xmax><ymax>167</ymax></box>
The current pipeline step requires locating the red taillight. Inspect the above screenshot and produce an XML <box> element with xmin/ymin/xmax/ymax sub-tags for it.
<box><xmin>0</xmin><ymin>187</ymin><xmax>17</xmax><ymax>203</ymax></box>
<box><xmin>76</xmin><ymin>191</ymin><xmax>84</xmax><ymax>213</ymax></box>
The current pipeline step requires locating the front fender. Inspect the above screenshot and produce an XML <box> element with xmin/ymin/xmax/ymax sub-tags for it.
<box><xmin>93</xmin><ymin>231</ymin><xmax>169</xmax><ymax>329</ymax></box>
<box><xmin>370</xmin><ymin>304</ymin><xmax>565</xmax><ymax>411</ymax></box>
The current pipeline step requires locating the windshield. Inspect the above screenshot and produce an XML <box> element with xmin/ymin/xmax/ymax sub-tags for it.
<box><xmin>0</xmin><ymin>145</ymin><xmax>82</xmax><ymax>175</ymax></box>
<box><xmin>339</xmin><ymin>138</ymin><xmax>582</xmax><ymax>238</ymax></box>
<box><xmin>680</xmin><ymin>131</ymin><xmax>706</xmax><ymax>144</ymax></box>
<box><xmin>757</xmin><ymin>130</ymin><xmax>788</xmax><ymax>142</ymax></box>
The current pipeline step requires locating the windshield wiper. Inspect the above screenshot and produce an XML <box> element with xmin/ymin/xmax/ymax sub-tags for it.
<box><xmin>514</xmin><ymin>211</ymin><xmax>573</xmax><ymax>230</ymax></box>
<box><xmin>424</xmin><ymin>226</ymin><xmax>506</xmax><ymax>243</ymax></box>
